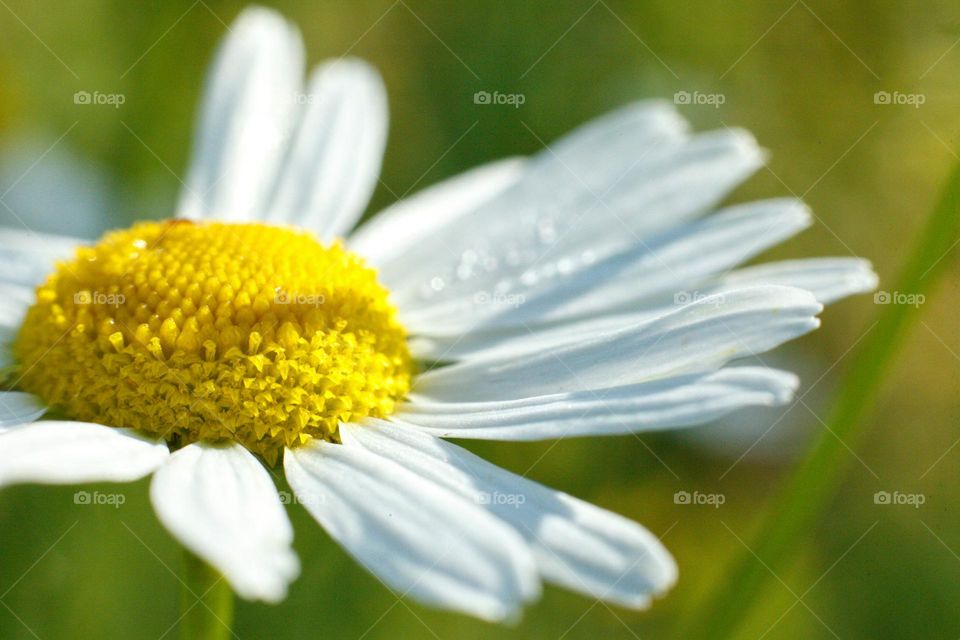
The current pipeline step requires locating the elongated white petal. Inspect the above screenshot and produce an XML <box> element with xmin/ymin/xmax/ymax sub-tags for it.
<box><xmin>404</xmin><ymin>198</ymin><xmax>811</xmax><ymax>337</ymax></box>
<box><xmin>0</xmin><ymin>227</ymin><xmax>79</xmax><ymax>287</ymax></box>
<box><xmin>718</xmin><ymin>257</ymin><xmax>878</xmax><ymax>304</ymax></box>
<box><xmin>0</xmin><ymin>421</ymin><xmax>168</xmax><ymax>486</ymax></box>
<box><xmin>285</xmin><ymin>440</ymin><xmax>540</xmax><ymax>621</ymax></box>
<box><xmin>0</xmin><ymin>392</ymin><xmax>46</xmax><ymax>428</ymax></box>
<box><xmin>342</xmin><ymin>421</ymin><xmax>677</xmax><ymax>608</ymax></box>
<box><xmin>415</xmin><ymin>286</ymin><xmax>821</xmax><ymax>402</ymax></box>
<box><xmin>349</xmin><ymin>157</ymin><xmax>526</xmax><ymax>265</ymax></box>
<box><xmin>266</xmin><ymin>58</ymin><xmax>387</xmax><ymax>238</ymax></box>
<box><xmin>150</xmin><ymin>442</ymin><xmax>298</xmax><ymax>602</ymax></box>
<box><xmin>397</xmin><ymin>367</ymin><xmax>798</xmax><ymax>440</ymax></box>
<box><xmin>178</xmin><ymin>7</ymin><xmax>304</xmax><ymax>221</ymax></box>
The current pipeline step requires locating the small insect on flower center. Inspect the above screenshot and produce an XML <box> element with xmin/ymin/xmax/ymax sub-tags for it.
<box><xmin>15</xmin><ymin>220</ymin><xmax>414</xmax><ymax>465</ymax></box>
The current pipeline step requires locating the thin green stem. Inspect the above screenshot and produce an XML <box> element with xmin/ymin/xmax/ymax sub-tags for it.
<box><xmin>180</xmin><ymin>549</ymin><xmax>234</xmax><ymax>640</ymax></box>
<box><xmin>685</xmin><ymin>162</ymin><xmax>960</xmax><ymax>639</ymax></box>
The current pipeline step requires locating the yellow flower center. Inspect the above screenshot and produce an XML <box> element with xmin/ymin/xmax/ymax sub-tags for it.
<box><xmin>14</xmin><ymin>220</ymin><xmax>414</xmax><ymax>464</ymax></box>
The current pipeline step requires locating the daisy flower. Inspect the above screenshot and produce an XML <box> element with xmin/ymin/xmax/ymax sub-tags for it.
<box><xmin>0</xmin><ymin>6</ymin><xmax>877</xmax><ymax>621</ymax></box>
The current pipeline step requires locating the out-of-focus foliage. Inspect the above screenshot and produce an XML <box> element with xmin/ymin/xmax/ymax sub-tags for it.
<box><xmin>0</xmin><ymin>1</ymin><xmax>957</xmax><ymax>638</ymax></box>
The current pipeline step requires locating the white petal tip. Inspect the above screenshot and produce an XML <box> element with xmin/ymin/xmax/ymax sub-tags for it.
<box><xmin>226</xmin><ymin>6</ymin><xmax>302</xmax><ymax>56</ymax></box>
<box><xmin>612</xmin><ymin>547</ymin><xmax>679</xmax><ymax>611</ymax></box>
<box><xmin>233</xmin><ymin>5</ymin><xmax>295</xmax><ymax>33</ymax></box>
<box><xmin>724</xmin><ymin>127</ymin><xmax>766</xmax><ymax>168</ymax></box>
<box><xmin>770</xmin><ymin>198</ymin><xmax>814</xmax><ymax>229</ymax></box>
<box><xmin>230</xmin><ymin>549</ymin><xmax>301</xmax><ymax>603</ymax></box>
<box><xmin>772</xmin><ymin>374</ymin><xmax>802</xmax><ymax>405</ymax></box>
<box><xmin>150</xmin><ymin>442</ymin><xmax>298</xmax><ymax>605</ymax></box>
<box><xmin>317</xmin><ymin>56</ymin><xmax>381</xmax><ymax>78</ymax></box>
<box><xmin>636</xmin><ymin>100</ymin><xmax>691</xmax><ymax>135</ymax></box>
<box><xmin>846</xmin><ymin>261</ymin><xmax>880</xmax><ymax>295</ymax></box>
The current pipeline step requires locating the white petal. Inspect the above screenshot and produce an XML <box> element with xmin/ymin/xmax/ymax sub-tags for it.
<box><xmin>0</xmin><ymin>227</ymin><xmax>79</xmax><ymax>287</ymax></box>
<box><xmin>396</xmin><ymin>367</ymin><xmax>799</xmax><ymax>440</ymax></box>
<box><xmin>342</xmin><ymin>421</ymin><xmax>677</xmax><ymax>608</ymax></box>
<box><xmin>719</xmin><ymin>257</ymin><xmax>878</xmax><ymax>304</ymax></box>
<box><xmin>0</xmin><ymin>392</ymin><xmax>46</xmax><ymax>428</ymax></box>
<box><xmin>178</xmin><ymin>7</ymin><xmax>304</xmax><ymax>222</ymax></box>
<box><xmin>415</xmin><ymin>286</ymin><xmax>821</xmax><ymax>402</ymax></box>
<box><xmin>546</xmin><ymin>99</ymin><xmax>689</xmax><ymax>165</ymax></box>
<box><xmin>266</xmin><ymin>58</ymin><xmax>387</xmax><ymax>238</ymax></box>
<box><xmin>150</xmin><ymin>442</ymin><xmax>298</xmax><ymax>603</ymax></box>
<box><xmin>0</xmin><ymin>421</ymin><xmax>168</xmax><ymax>486</ymax></box>
<box><xmin>285</xmin><ymin>439</ymin><xmax>540</xmax><ymax>621</ymax></box>
<box><xmin>349</xmin><ymin>157</ymin><xmax>526</xmax><ymax>265</ymax></box>
<box><xmin>404</xmin><ymin>198</ymin><xmax>811</xmax><ymax>339</ymax></box>
<box><xmin>385</xmin><ymin>118</ymin><xmax>763</xmax><ymax>313</ymax></box>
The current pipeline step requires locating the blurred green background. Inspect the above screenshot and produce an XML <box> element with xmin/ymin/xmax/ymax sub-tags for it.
<box><xmin>0</xmin><ymin>1</ymin><xmax>957</xmax><ymax>638</ymax></box>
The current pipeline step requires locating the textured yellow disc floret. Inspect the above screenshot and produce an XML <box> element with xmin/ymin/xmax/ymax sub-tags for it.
<box><xmin>15</xmin><ymin>220</ymin><xmax>413</xmax><ymax>464</ymax></box>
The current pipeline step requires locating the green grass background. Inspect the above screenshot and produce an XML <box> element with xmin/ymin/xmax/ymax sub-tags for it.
<box><xmin>0</xmin><ymin>1</ymin><xmax>958</xmax><ymax>638</ymax></box>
